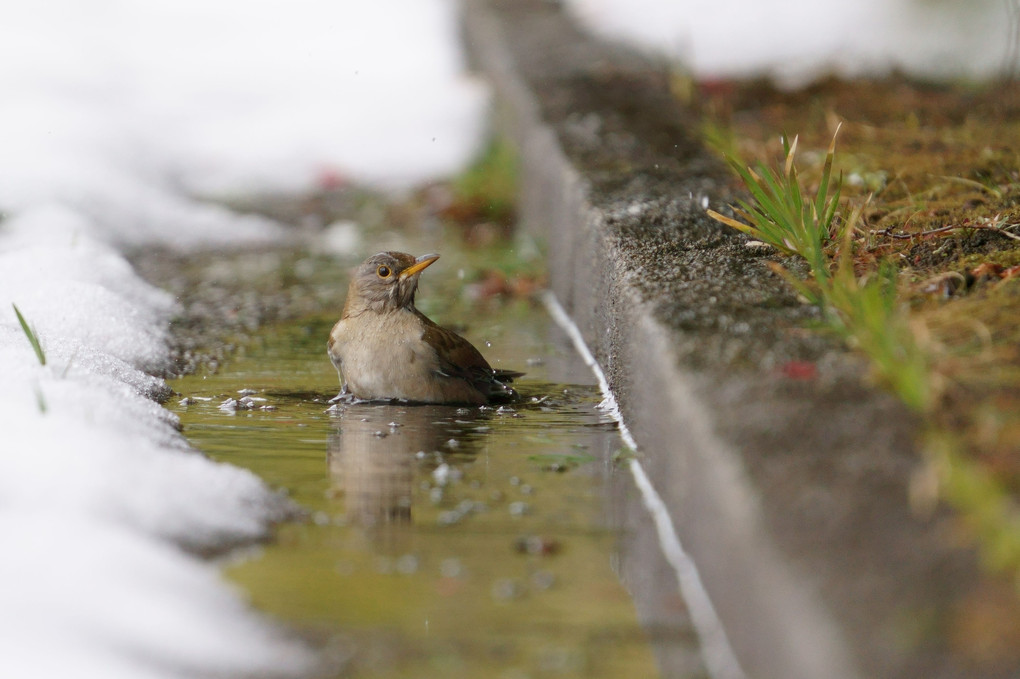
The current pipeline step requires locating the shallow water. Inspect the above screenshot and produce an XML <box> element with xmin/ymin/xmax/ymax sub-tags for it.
<box><xmin>170</xmin><ymin>256</ymin><xmax>706</xmax><ymax>678</ymax></box>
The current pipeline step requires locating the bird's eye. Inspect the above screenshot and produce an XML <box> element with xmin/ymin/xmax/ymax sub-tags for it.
<box><xmin>377</xmin><ymin>265</ymin><xmax>391</xmax><ymax>278</ymax></box>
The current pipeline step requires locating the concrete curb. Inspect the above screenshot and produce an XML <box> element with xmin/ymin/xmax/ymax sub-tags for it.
<box><xmin>463</xmin><ymin>2</ymin><xmax>995</xmax><ymax>678</ymax></box>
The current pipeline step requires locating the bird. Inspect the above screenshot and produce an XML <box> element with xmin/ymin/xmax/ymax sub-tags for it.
<box><xmin>327</xmin><ymin>251</ymin><xmax>523</xmax><ymax>405</ymax></box>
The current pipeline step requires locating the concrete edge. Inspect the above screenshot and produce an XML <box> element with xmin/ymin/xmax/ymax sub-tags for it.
<box><xmin>625</xmin><ymin>312</ymin><xmax>859</xmax><ymax>678</ymax></box>
<box><xmin>462</xmin><ymin>2</ymin><xmax>862</xmax><ymax>678</ymax></box>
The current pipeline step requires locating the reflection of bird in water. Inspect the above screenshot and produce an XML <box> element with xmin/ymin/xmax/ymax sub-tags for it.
<box><xmin>327</xmin><ymin>251</ymin><xmax>523</xmax><ymax>405</ymax></box>
<box><xmin>327</xmin><ymin>402</ymin><xmax>489</xmax><ymax>526</ymax></box>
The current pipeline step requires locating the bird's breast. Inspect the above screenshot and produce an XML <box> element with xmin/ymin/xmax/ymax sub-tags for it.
<box><xmin>328</xmin><ymin>309</ymin><xmax>442</xmax><ymax>400</ymax></box>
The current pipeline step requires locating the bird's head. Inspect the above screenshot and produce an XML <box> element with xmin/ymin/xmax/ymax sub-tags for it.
<box><xmin>344</xmin><ymin>251</ymin><xmax>440</xmax><ymax>315</ymax></box>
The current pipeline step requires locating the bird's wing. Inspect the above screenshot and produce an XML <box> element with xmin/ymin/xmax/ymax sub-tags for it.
<box><xmin>418</xmin><ymin>312</ymin><xmax>522</xmax><ymax>402</ymax></box>
<box><xmin>420</xmin><ymin>317</ymin><xmax>492</xmax><ymax>377</ymax></box>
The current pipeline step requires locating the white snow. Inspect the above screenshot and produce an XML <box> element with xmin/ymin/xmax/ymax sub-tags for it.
<box><xmin>565</xmin><ymin>0</ymin><xmax>1016</xmax><ymax>86</ymax></box>
<box><xmin>0</xmin><ymin>0</ymin><xmax>486</xmax><ymax>677</ymax></box>
<box><xmin>0</xmin><ymin>515</ymin><xmax>313</xmax><ymax>679</ymax></box>
<box><xmin>0</xmin><ymin>0</ymin><xmax>486</xmax><ymax>248</ymax></box>
<box><xmin>0</xmin><ymin>238</ymin><xmax>318</xmax><ymax>678</ymax></box>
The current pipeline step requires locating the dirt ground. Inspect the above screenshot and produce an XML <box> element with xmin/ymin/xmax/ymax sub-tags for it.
<box><xmin>698</xmin><ymin>75</ymin><xmax>1020</xmax><ymax>664</ymax></box>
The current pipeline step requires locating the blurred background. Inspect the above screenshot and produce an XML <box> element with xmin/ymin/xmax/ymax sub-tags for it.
<box><xmin>0</xmin><ymin>0</ymin><xmax>1013</xmax><ymax>249</ymax></box>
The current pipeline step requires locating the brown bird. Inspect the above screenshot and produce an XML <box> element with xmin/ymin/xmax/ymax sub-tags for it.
<box><xmin>327</xmin><ymin>251</ymin><xmax>522</xmax><ymax>405</ymax></box>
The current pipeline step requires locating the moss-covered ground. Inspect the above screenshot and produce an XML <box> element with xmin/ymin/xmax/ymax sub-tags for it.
<box><xmin>698</xmin><ymin>75</ymin><xmax>1020</xmax><ymax>661</ymax></box>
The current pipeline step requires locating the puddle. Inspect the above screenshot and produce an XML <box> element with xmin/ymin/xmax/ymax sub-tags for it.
<box><xmin>169</xmin><ymin>252</ymin><xmax>707</xmax><ymax>678</ymax></box>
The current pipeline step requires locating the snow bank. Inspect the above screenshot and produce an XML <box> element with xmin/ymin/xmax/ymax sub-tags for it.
<box><xmin>565</xmin><ymin>0</ymin><xmax>1015</xmax><ymax>86</ymax></box>
<box><xmin>0</xmin><ymin>1</ymin><xmax>486</xmax><ymax>676</ymax></box>
<box><xmin>0</xmin><ymin>227</ymin><xmax>316</xmax><ymax>677</ymax></box>
<box><xmin>0</xmin><ymin>0</ymin><xmax>486</xmax><ymax>248</ymax></box>
<box><xmin>0</xmin><ymin>515</ymin><xmax>312</xmax><ymax>679</ymax></box>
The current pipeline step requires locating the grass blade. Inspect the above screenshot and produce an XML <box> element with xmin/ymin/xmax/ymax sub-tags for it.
<box><xmin>12</xmin><ymin>303</ymin><xmax>46</xmax><ymax>366</ymax></box>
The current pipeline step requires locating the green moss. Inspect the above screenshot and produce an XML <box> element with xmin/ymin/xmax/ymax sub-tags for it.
<box><xmin>447</xmin><ymin>137</ymin><xmax>519</xmax><ymax>228</ymax></box>
<box><xmin>953</xmin><ymin>248</ymin><xmax>1020</xmax><ymax>272</ymax></box>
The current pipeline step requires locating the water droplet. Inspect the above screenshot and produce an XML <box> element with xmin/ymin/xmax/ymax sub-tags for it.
<box><xmin>532</xmin><ymin>570</ymin><xmax>556</xmax><ymax>590</ymax></box>
<box><xmin>491</xmin><ymin>578</ymin><xmax>525</xmax><ymax>601</ymax></box>
<box><xmin>440</xmin><ymin>558</ymin><xmax>463</xmax><ymax>578</ymax></box>
<box><xmin>396</xmin><ymin>554</ymin><xmax>419</xmax><ymax>574</ymax></box>
<box><xmin>438</xmin><ymin>510</ymin><xmax>461</xmax><ymax>526</ymax></box>
<box><xmin>508</xmin><ymin>501</ymin><xmax>529</xmax><ymax>517</ymax></box>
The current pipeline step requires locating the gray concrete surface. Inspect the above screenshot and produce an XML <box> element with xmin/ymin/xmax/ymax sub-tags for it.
<box><xmin>462</xmin><ymin>1</ymin><xmax>1004</xmax><ymax>678</ymax></box>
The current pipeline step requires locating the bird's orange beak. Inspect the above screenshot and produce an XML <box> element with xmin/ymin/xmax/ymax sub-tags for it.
<box><xmin>400</xmin><ymin>253</ymin><xmax>440</xmax><ymax>279</ymax></box>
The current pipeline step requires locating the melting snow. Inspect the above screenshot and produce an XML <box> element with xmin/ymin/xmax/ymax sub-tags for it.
<box><xmin>0</xmin><ymin>0</ymin><xmax>485</xmax><ymax>676</ymax></box>
<box><xmin>565</xmin><ymin>0</ymin><xmax>1016</xmax><ymax>86</ymax></box>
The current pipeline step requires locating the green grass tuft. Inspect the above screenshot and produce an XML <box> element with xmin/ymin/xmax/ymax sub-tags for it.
<box><xmin>706</xmin><ymin>126</ymin><xmax>1020</xmax><ymax>589</ymax></box>
<box><xmin>708</xmin><ymin>127</ymin><xmax>844</xmax><ymax>287</ymax></box>
<box><xmin>826</xmin><ymin>261</ymin><xmax>932</xmax><ymax>413</ymax></box>
<box><xmin>708</xmin><ymin>130</ymin><xmax>932</xmax><ymax>411</ymax></box>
